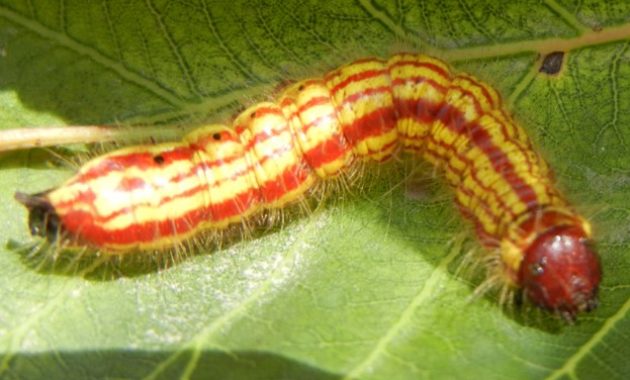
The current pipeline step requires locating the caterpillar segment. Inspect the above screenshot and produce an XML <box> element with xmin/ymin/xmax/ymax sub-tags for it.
<box><xmin>16</xmin><ymin>53</ymin><xmax>601</xmax><ymax>317</ymax></box>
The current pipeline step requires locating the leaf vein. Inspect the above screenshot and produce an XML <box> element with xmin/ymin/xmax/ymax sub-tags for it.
<box><xmin>542</xmin><ymin>0</ymin><xmax>589</xmax><ymax>34</ymax></box>
<box><xmin>143</xmin><ymin>227</ymin><xmax>315</xmax><ymax>380</ymax></box>
<box><xmin>342</xmin><ymin>248</ymin><xmax>460</xmax><ymax>380</ymax></box>
<box><xmin>144</xmin><ymin>0</ymin><xmax>203</xmax><ymax>99</ymax></box>
<box><xmin>355</xmin><ymin>0</ymin><xmax>425</xmax><ymax>51</ymax></box>
<box><xmin>544</xmin><ymin>290</ymin><xmax>630</xmax><ymax>380</ymax></box>
<box><xmin>200</xmin><ymin>0</ymin><xmax>261</xmax><ymax>84</ymax></box>
<box><xmin>0</xmin><ymin>5</ymin><xmax>188</xmax><ymax>108</ymax></box>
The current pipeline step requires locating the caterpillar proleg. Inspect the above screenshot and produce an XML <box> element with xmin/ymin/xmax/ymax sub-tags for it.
<box><xmin>15</xmin><ymin>53</ymin><xmax>601</xmax><ymax>319</ymax></box>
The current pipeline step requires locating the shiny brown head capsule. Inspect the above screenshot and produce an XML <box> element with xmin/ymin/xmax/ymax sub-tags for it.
<box><xmin>519</xmin><ymin>225</ymin><xmax>601</xmax><ymax>320</ymax></box>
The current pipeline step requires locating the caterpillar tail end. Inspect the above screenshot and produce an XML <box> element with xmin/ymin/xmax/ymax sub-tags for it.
<box><xmin>15</xmin><ymin>191</ymin><xmax>61</xmax><ymax>243</ymax></box>
<box><xmin>520</xmin><ymin>226</ymin><xmax>601</xmax><ymax>321</ymax></box>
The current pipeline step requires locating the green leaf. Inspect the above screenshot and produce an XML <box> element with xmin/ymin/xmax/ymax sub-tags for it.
<box><xmin>1</xmin><ymin>1</ymin><xmax>629</xmax><ymax>379</ymax></box>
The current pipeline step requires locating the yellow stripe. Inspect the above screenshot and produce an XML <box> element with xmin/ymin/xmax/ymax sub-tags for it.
<box><xmin>40</xmin><ymin>53</ymin><xmax>583</xmax><ymax>259</ymax></box>
<box><xmin>52</xmin><ymin>151</ymin><xmax>253</xmax><ymax>215</ymax></box>
<box><xmin>453</xmin><ymin>73</ymin><xmax>502</xmax><ymax>111</ymax></box>
<box><xmin>279</xmin><ymin>79</ymin><xmax>351</xmax><ymax>178</ymax></box>
<box><xmin>263</xmin><ymin>177</ymin><xmax>315</xmax><ymax>209</ymax></box>
<box><xmin>325</xmin><ymin>59</ymin><xmax>386</xmax><ymax>91</ymax></box>
<box><xmin>253</xmin><ymin>147</ymin><xmax>299</xmax><ymax>184</ymax></box>
<box><xmin>389</xmin><ymin>54</ymin><xmax>451</xmax><ymax>149</ymax></box>
<box><xmin>455</xmin><ymin>189</ymin><xmax>499</xmax><ymax>236</ymax></box>
<box><xmin>104</xmin><ymin>204</ymin><xmax>262</xmax><ymax>251</ymax></box>
<box><xmin>454</xmin><ymin>110</ymin><xmax>562</xmax><ymax>238</ymax></box>
<box><xmin>102</xmin><ymin>170</ymin><xmax>257</xmax><ymax>230</ymax></box>
<box><xmin>364</xmin><ymin>128</ymin><xmax>398</xmax><ymax>159</ymax></box>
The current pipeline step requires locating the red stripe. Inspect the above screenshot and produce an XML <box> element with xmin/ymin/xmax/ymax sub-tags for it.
<box><xmin>60</xmin><ymin>147</ymin><xmax>245</xmax><ymax>210</ymax></box>
<box><xmin>341</xmin><ymin>106</ymin><xmax>397</xmax><ymax>147</ymax></box>
<box><xmin>59</xmin><ymin>141</ymin><xmax>308</xmax><ymax>226</ymax></box>
<box><xmin>472</xmin><ymin>116</ymin><xmax>541</xmax><ymax>199</ymax></box>
<box><xmin>246</xmin><ymin>105</ymin><xmax>284</xmax><ymax>118</ymax></box>
<box><xmin>328</xmin><ymin>68</ymin><xmax>386</xmax><ymax>95</ymax></box>
<box><xmin>60</xmin><ymin>189</ymin><xmax>261</xmax><ymax>247</ymax></box>
<box><xmin>281</xmin><ymin>86</ymin><xmax>351</xmax><ymax>170</ymax></box>
<box><xmin>391</xmin><ymin>76</ymin><xmax>448</xmax><ymax>95</ymax></box>
<box><xmin>68</xmin><ymin>131</ymin><xmax>247</xmax><ymax>189</ymax></box>
<box><xmin>54</xmin><ymin>188</ymin><xmax>97</xmax><ymax>211</ymax></box>
<box><xmin>241</xmin><ymin>118</ymin><xmax>292</xmax><ymax>151</ymax></box>
<box><xmin>54</xmin><ymin>54</ymin><xmax>547</xmax><ymax>251</ymax></box>
<box><xmin>398</xmin><ymin>98</ymin><xmax>518</xmax><ymax>223</ymax></box>
<box><xmin>438</xmin><ymin>87</ymin><xmax>485</xmax><ymax>128</ymax></box>
<box><xmin>301</xmin><ymin>110</ymin><xmax>339</xmax><ymax>134</ymax></box>
<box><xmin>417</xmin><ymin>142</ymin><xmax>516</xmax><ymax>221</ymax></box>
<box><xmin>295</xmin><ymin>95</ymin><xmax>331</xmax><ymax>116</ymax></box>
<box><xmin>430</xmin><ymin>115</ymin><xmax>556</xmax><ymax>226</ymax></box>
<box><xmin>280</xmin><ymin>82</ymin><xmax>329</xmax><ymax>109</ymax></box>
<box><xmin>340</xmin><ymin>85</ymin><xmax>391</xmax><ymax>107</ymax></box>
<box><xmin>61</xmin><ymin>162</ymin><xmax>314</xmax><ymax>247</ymax></box>
<box><xmin>324</xmin><ymin>58</ymin><xmax>383</xmax><ymax>84</ymax></box>
<box><xmin>394</xmin><ymin>98</ymin><xmax>444</xmax><ymax>125</ymax></box>
<box><xmin>70</xmin><ymin>120</ymin><xmax>302</xmax><ymax>211</ymax></box>
<box><xmin>68</xmin><ymin>146</ymin><xmax>196</xmax><ymax>186</ymax></box>
<box><xmin>436</xmin><ymin>105</ymin><xmax>540</xmax><ymax>208</ymax></box>
<box><xmin>259</xmin><ymin>163</ymin><xmax>311</xmax><ymax>203</ymax></box>
<box><xmin>301</xmin><ymin>135</ymin><xmax>349</xmax><ymax>172</ymax></box>
<box><xmin>388</xmin><ymin>59</ymin><xmax>451</xmax><ymax>81</ymax></box>
<box><xmin>427</xmin><ymin>130</ymin><xmax>517</xmax><ymax>218</ymax></box>
<box><xmin>453</xmin><ymin>194</ymin><xmax>500</xmax><ymax>248</ymax></box>
<box><xmin>94</xmin><ymin>153</ymin><xmax>263</xmax><ymax>223</ymax></box>
<box><xmin>370</xmin><ymin>138</ymin><xmax>399</xmax><ymax>161</ymax></box>
<box><xmin>514</xmin><ymin>208</ymin><xmax>579</xmax><ymax>243</ymax></box>
<box><xmin>117</xmin><ymin>177</ymin><xmax>146</xmax><ymax>192</ymax></box>
<box><xmin>457</xmin><ymin>75</ymin><xmax>499</xmax><ymax>109</ymax></box>
<box><xmin>208</xmin><ymin>188</ymin><xmax>260</xmax><ymax>223</ymax></box>
<box><xmin>93</xmin><ymin>183</ymin><xmax>215</xmax><ymax>225</ymax></box>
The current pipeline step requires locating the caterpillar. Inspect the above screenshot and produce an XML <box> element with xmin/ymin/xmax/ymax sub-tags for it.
<box><xmin>14</xmin><ymin>53</ymin><xmax>601</xmax><ymax>319</ymax></box>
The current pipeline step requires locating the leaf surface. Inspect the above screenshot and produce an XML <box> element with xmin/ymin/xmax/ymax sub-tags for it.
<box><xmin>0</xmin><ymin>1</ymin><xmax>629</xmax><ymax>379</ymax></box>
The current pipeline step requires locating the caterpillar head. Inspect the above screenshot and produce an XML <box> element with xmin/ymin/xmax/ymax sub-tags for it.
<box><xmin>520</xmin><ymin>225</ymin><xmax>601</xmax><ymax>321</ymax></box>
<box><xmin>15</xmin><ymin>191</ymin><xmax>61</xmax><ymax>243</ymax></box>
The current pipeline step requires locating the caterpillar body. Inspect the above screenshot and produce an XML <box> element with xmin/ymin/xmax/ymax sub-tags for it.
<box><xmin>15</xmin><ymin>53</ymin><xmax>601</xmax><ymax>318</ymax></box>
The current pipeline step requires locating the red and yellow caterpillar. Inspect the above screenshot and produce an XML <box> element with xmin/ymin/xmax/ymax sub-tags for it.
<box><xmin>15</xmin><ymin>53</ymin><xmax>601</xmax><ymax>318</ymax></box>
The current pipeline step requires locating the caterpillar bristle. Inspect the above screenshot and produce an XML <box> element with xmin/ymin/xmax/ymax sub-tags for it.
<box><xmin>13</xmin><ymin>53</ymin><xmax>602</xmax><ymax>318</ymax></box>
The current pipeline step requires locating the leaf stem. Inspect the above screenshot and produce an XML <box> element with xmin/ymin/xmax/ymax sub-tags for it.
<box><xmin>0</xmin><ymin>125</ymin><xmax>181</xmax><ymax>152</ymax></box>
